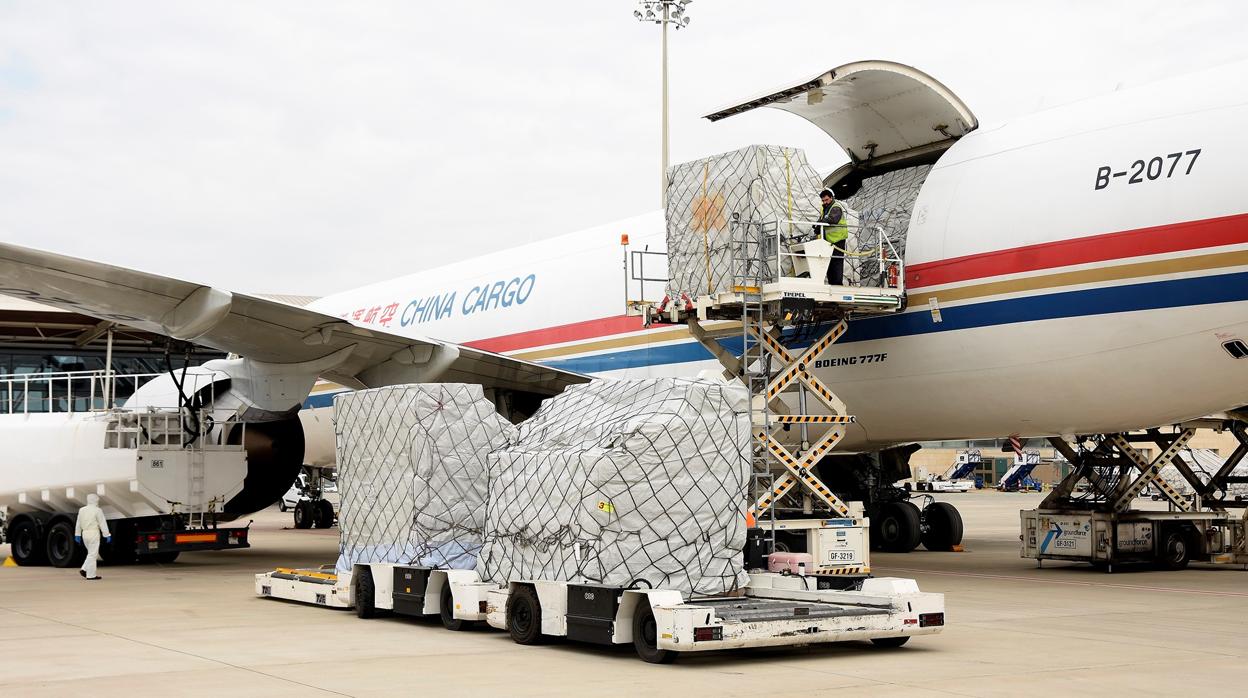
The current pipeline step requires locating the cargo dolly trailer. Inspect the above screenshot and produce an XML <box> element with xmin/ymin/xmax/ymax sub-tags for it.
<box><xmin>257</xmin><ymin>564</ymin><xmax>944</xmax><ymax>663</ymax></box>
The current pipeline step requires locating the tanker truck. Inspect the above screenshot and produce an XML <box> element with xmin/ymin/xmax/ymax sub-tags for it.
<box><xmin>1</xmin><ymin>357</ymin><xmax>313</xmax><ymax>567</ymax></box>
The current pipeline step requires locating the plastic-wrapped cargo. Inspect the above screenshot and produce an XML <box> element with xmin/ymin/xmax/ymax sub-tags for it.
<box><xmin>477</xmin><ymin>378</ymin><xmax>751</xmax><ymax>596</ymax></box>
<box><xmin>334</xmin><ymin>384</ymin><xmax>514</xmax><ymax>572</ymax></box>
<box><xmin>665</xmin><ymin>144</ymin><xmax>825</xmax><ymax>299</ymax></box>
<box><xmin>1158</xmin><ymin>448</ymin><xmax>1248</xmax><ymax>498</ymax></box>
<box><xmin>842</xmin><ymin>164</ymin><xmax>931</xmax><ymax>285</ymax></box>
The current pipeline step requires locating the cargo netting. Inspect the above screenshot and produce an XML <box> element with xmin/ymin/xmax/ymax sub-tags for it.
<box><xmin>842</xmin><ymin>164</ymin><xmax>931</xmax><ymax>286</ymax></box>
<box><xmin>476</xmin><ymin>378</ymin><xmax>752</xmax><ymax>596</ymax></box>
<box><xmin>665</xmin><ymin>145</ymin><xmax>825</xmax><ymax>299</ymax></box>
<box><xmin>334</xmin><ymin>384</ymin><xmax>515</xmax><ymax>572</ymax></box>
<box><xmin>1158</xmin><ymin>449</ymin><xmax>1248</xmax><ymax>498</ymax></box>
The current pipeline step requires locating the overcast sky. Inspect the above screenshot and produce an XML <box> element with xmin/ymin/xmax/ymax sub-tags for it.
<box><xmin>1</xmin><ymin>1</ymin><xmax>1245</xmax><ymax>296</ymax></box>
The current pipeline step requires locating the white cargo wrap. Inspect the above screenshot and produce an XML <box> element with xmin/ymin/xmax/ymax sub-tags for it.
<box><xmin>476</xmin><ymin>378</ymin><xmax>752</xmax><ymax>596</ymax></box>
<box><xmin>334</xmin><ymin>384</ymin><xmax>514</xmax><ymax>572</ymax></box>
<box><xmin>665</xmin><ymin>144</ymin><xmax>824</xmax><ymax>299</ymax></box>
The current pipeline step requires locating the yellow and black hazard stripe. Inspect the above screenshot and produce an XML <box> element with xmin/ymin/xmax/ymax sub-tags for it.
<box><xmin>799</xmin><ymin>373</ymin><xmax>841</xmax><ymax>408</ymax></box>
<box><xmin>749</xmin><ymin>474</ymin><xmax>798</xmax><ymax>518</ymax></box>
<box><xmin>765</xmin><ymin>363</ymin><xmax>803</xmax><ymax>399</ymax></box>
<box><xmin>793</xmin><ymin>321</ymin><xmax>846</xmax><ymax>362</ymax></box>
<box><xmin>812</xmin><ymin>566</ymin><xmax>869</xmax><ymax>576</ymax></box>
<box><xmin>748</xmin><ymin>325</ymin><xmax>794</xmax><ymax>363</ymax></box>
<box><xmin>758</xmin><ymin>433</ymin><xmax>850</xmax><ymax>516</ymax></box>
<box><xmin>772</xmin><ymin>415</ymin><xmax>856</xmax><ymax>424</ymax></box>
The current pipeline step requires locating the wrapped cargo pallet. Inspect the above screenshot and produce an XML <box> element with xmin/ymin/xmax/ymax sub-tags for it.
<box><xmin>334</xmin><ymin>384</ymin><xmax>514</xmax><ymax>572</ymax></box>
<box><xmin>665</xmin><ymin>144</ymin><xmax>825</xmax><ymax>299</ymax></box>
<box><xmin>477</xmin><ymin>378</ymin><xmax>751</xmax><ymax>596</ymax></box>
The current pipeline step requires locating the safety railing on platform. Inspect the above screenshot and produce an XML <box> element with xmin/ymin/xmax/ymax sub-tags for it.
<box><xmin>0</xmin><ymin>369</ymin><xmax>216</xmax><ymax>416</ymax></box>
<box><xmin>778</xmin><ymin>219</ymin><xmax>905</xmax><ymax>293</ymax></box>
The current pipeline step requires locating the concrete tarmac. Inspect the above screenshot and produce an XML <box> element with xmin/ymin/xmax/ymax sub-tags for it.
<box><xmin>3</xmin><ymin>491</ymin><xmax>1246</xmax><ymax>697</ymax></box>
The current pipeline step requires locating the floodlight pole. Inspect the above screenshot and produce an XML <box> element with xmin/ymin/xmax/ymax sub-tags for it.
<box><xmin>635</xmin><ymin>1</ymin><xmax>690</xmax><ymax>207</ymax></box>
<box><xmin>661</xmin><ymin>1</ymin><xmax>669</xmax><ymax>206</ymax></box>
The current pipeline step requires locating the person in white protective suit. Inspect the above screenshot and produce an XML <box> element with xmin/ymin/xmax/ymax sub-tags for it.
<box><xmin>74</xmin><ymin>493</ymin><xmax>111</xmax><ymax>580</ymax></box>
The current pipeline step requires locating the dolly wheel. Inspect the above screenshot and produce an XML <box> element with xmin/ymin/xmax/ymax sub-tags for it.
<box><xmin>355</xmin><ymin>567</ymin><xmax>377</xmax><ymax>619</ymax></box>
<box><xmin>871</xmin><ymin>636</ymin><xmax>910</xmax><ymax>648</ymax></box>
<box><xmin>506</xmin><ymin>585</ymin><xmax>544</xmax><ymax>645</ymax></box>
<box><xmin>440</xmin><ymin>582</ymin><xmax>476</xmax><ymax>631</ymax></box>
<box><xmin>632</xmin><ymin>602</ymin><xmax>675</xmax><ymax>664</ymax></box>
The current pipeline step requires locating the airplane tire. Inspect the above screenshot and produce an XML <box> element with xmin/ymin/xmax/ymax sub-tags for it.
<box><xmin>877</xmin><ymin>501</ymin><xmax>922</xmax><ymax>553</ymax></box>
<box><xmin>313</xmin><ymin>499</ymin><xmax>335</xmax><ymax>529</ymax></box>
<box><xmin>293</xmin><ymin>501</ymin><xmax>314</xmax><ymax>529</ymax></box>
<box><xmin>921</xmin><ymin>502</ymin><xmax>964</xmax><ymax>551</ymax></box>
<box><xmin>900</xmin><ymin>501</ymin><xmax>923</xmax><ymax>551</ymax></box>
<box><xmin>8</xmin><ymin>517</ymin><xmax>48</xmax><ymax>566</ymax></box>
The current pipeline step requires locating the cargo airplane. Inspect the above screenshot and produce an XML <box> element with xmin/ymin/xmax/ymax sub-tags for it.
<box><xmin>3</xmin><ymin>60</ymin><xmax>1247</xmax><ymax>552</ymax></box>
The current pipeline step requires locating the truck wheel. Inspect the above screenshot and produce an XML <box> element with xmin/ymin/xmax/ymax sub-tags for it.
<box><xmin>877</xmin><ymin>501</ymin><xmax>922</xmax><ymax>553</ymax></box>
<box><xmin>149</xmin><ymin>551</ymin><xmax>180</xmax><ymax>564</ymax></box>
<box><xmin>46</xmin><ymin>520</ymin><xmax>85</xmax><ymax>568</ymax></box>
<box><xmin>313</xmin><ymin>499</ymin><xmax>335</xmax><ymax>529</ymax></box>
<box><xmin>278</xmin><ymin>501</ymin><xmax>288</xmax><ymax>512</ymax></box>
<box><xmin>871</xmin><ymin>636</ymin><xmax>910</xmax><ymax>648</ymax></box>
<box><xmin>921</xmin><ymin>502</ymin><xmax>964</xmax><ymax>551</ymax></box>
<box><xmin>9</xmin><ymin>518</ymin><xmax>48</xmax><ymax>566</ymax></box>
<box><xmin>1159</xmin><ymin>532</ymin><xmax>1191</xmax><ymax>570</ymax></box>
<box><xmin>440</xmin><ymin>582</ymin><xmax>476</xmax><ymax>631</ymax></box>
<box><xmin>632</xmin><ymin>601</ymin><xmax>675</xmax><ymax>664</ymax></box>
<box><xmin>506</xmin><ymin>585</ymin><xmax>544</xmax><ymax>645</ymax></box>
<box><xmin>355</xmin><ymin>566</ymin><xmax>377</xmax><ymax>619</ymax></box>
<box><xmin>293</xmin><ymin>501</ymin><xmax>314</xmax><ymax>529</ymax></box>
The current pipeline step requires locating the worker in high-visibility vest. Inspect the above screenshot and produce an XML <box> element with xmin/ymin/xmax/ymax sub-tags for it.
<box><xmin>815</xmin><ymin>189</ymin><xmax>849</xmax><ymax>285</ymax></box>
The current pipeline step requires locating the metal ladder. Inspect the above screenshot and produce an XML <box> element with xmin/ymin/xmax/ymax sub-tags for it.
<box><xmin>732</xmin><ymin>218</ymin><xmax>777</xmax><ymax>535</ymax></box>
<box><xmin>701</xmin><ymin>218</ymin><xmax>858</xmax><ymax>524</ymax></box>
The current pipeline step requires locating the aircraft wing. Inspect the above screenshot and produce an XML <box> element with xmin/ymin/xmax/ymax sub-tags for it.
<box><xmin>0</xmin><ymin>242</ymin><xmax>589</xmax><ymax>396</ymax></box>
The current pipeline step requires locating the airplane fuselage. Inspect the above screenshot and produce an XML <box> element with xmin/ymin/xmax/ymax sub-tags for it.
<box><xmin>311</xmin><ymin>63</ymin><xmax>1248</xmax><ymax>450</ymax></box>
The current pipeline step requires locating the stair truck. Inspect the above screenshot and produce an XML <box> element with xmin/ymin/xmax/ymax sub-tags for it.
<box><xmin>912</xmin><ymin>450</ymin><xmax>979</xmax><ymax>493</ymax></box>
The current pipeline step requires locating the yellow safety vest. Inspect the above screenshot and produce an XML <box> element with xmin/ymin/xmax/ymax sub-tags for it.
<box><xmin>822</xmin><ymin>204</ymin><xmax>849</xmax><ymax>244</ymax></box>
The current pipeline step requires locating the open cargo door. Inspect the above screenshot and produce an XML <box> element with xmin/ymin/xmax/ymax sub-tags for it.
<box><xmin>705</xmin><ymin>61</ymin><xmax>977</xmax><ymax>171</ymax></box>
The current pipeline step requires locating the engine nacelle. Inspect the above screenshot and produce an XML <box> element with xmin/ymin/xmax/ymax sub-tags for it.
<box><xmin>123</xmin><ymin>357</ymin><xmax>318</xmax><ymax>517</ymax></box>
